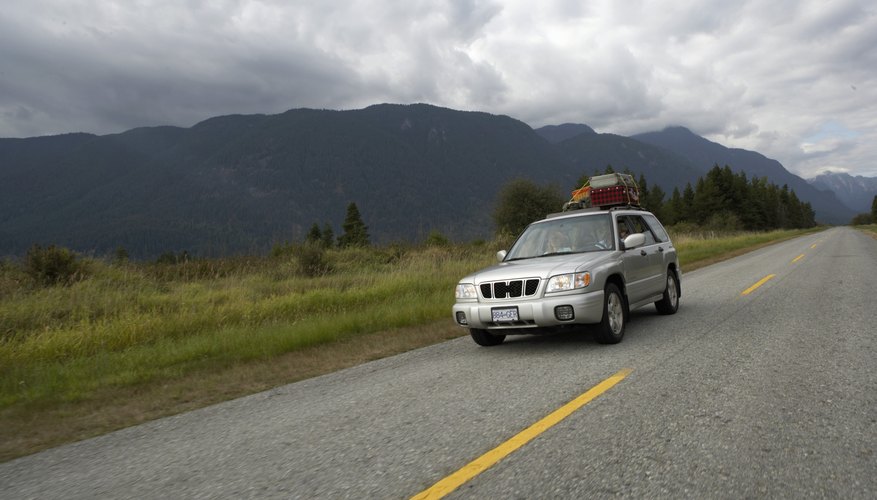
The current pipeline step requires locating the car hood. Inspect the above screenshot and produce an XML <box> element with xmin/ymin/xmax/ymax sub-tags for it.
<box><xmin>462</xmin><ymin>252</ymin><xmax>614</xmax><ymax>283</ymax></box>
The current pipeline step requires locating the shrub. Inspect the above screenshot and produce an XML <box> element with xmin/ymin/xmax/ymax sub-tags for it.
<box><xmin>25</xmin><ymin>244</ymin><xmax>87</xmax><ymax>286</ymax></box>
<box><xmin>113</xmin><ymin>247</ymin><xmax>129</xmax><ymax>264</ymax></box>
<box><xmin>296</xmin><ymin>243</ymin><xmax>333</xmax><ymax>277</ymax></box>
<box><xmin>425</xmin><ymin>230</ymin><xmax>450</xmax><ymax>247</ymax></box>
<box><xmin>270</xmin><ymin>242</ymin><xmax>296</xmax><ymax>258</ymax></box>
<box><xmin>851</xmin><ymin>213</ymin><xmax>873</xmax><ymax>225</ymax></box>
<box><xmin>705</xmin><ymin>211</ymin><xmax>743</xmax><ymax>232</ymax></box>
<box><xmin>0</xmin><ymin>258</ymin><xmax>29</xmax><ymax>297</ymax></box>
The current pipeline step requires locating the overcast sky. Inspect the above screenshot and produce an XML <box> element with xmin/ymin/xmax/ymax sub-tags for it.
<box><xmin>2</xmin><ymin>0</ymin><xmax>875</xmax><ymax>178</ymax></box>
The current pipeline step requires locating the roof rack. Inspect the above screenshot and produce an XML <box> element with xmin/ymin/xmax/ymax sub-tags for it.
<box><xmin>548</xmin><ymin>205</ymin><xmax>645</xmax><ymax>219</ymax></box>
<box><xmin>562</xmin><ymin>173</ymin><xmax>641</xmax><ymax>211</ymax></box>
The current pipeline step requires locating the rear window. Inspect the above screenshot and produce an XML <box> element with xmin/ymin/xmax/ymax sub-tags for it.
<box><xmin>643</xmin><ymin>214</ymin><xmax>670</xmax><ymax>242</ymax></box>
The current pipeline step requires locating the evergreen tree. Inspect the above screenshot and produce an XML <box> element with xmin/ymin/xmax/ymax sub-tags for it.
<box><xmin>777</xmin><ymin>185</ymin><xmax>791</xmax><ymax>228</ymax></box>
<box><xmin>664</xmin><ymin>187</ymin><xmax>684</xmax><ymax>225</ymax></box>
<box><xmin>338</xmin><ymin>202</ymin><xmax>370</xmax><ymax>247</ymax></box>
<box><xmin>681</xmin><ymin>183</ymin><xmax>695</xmax><ymax>222</ymax></box>
<box><xmin>305</xmin><ymin>223</ymin><xmax>323</xmax><ymax>244</ymax></box>
<box><xmin>693</xmin><ymin>165</ymin><xmax>734</xmax><ymax>218</ymax></box>
<box><xmin>636</xmin><ymin>173</ymin><xmax>649</xmax><ymax>208</ymax></box>
<box><xmin>114</xmin><ymin>246</ymin><xmax>129</xmax><ymax>263</ymax></box>
<box><xmin>321</xmin><ymin>223</ymin><xmax>335</xmax><ymax>248</ymax></box>
<box><xmin>872</xmin><ymin>195</ymin><xmax>877</xmax><ymax>220</ymax></box>
<box><xmin>646</xmin><ymin>184</ymin><xmax>666</xmax><ymax>220</ymax></box>
<box><xmin>786</xmin><ymin>191</ymin><xmax>805</xmax><ymax>229</ymax></box>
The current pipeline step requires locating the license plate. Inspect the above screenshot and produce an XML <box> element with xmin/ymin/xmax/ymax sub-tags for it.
<box><xmin>491</xmin><ymin>307</ymin><xmax>519</xmax><ymax>322</ymax></box>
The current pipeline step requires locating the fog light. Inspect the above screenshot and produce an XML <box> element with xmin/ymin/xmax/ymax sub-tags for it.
<box><xmin>555</xmin><ymin>305</ymin><xmax>575</xmax><ymax>321</ymax></box>
<box><xmin>456</xmin><ymin>311</ymin><xmax>468</xmax><ymax>325</ymax></box>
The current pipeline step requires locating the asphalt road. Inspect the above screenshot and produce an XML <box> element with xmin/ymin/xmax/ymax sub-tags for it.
<box><xmin>1</xmin><ymin>226</ymin><xmax>875</xmax><ymax>499</ymax></box>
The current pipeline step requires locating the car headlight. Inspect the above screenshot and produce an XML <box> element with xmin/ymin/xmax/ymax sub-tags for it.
<box><xmin>546</xmin><ymin>272</ymin><xmax>591</xmax><ymax>293</ymax></box>
<box><xmin>455</xmin><ymin>283</ymin><xmax>478</xmax><ymax>299</ymax></box>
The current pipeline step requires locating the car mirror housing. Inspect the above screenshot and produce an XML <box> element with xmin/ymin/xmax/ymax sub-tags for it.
<box><xmin>496</xmin><ymin>250</ymin><xmax>508</xmax><ymax>262</ymax></box>
<box><xmin>621</xmin><ymin>233</ymin><xmax>645</xmax><ymax>250</ymax></box>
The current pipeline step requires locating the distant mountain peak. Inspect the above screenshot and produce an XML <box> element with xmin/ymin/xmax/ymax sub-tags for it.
<box><xmin>534</xmin><ymin>123</ymin><xmax>597</xmax><ymax>144</ymax></box>
<box><xmin>660</xmin><ymin>125</ymin><xmax>696</xmax><ymax>135</ymax></box>
<box><xmin>811</xmin><ymin>170</ymin><xmax>862</xmax><ymax>180</ymax></box>
<box><xmin>807</xmin><ymin>171</ymin><xmax>877</xmax><ymax>213</ymax></box>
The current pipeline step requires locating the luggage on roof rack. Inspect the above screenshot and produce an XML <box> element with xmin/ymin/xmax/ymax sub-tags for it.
<box><xmin>563</xmin><ymin>173</ymin><xmax>641</xmax><ymax>211</ymax></box>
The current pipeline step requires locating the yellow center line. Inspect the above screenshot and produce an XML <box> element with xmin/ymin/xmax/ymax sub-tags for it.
<box><xmin>741</xmin><ymin>274</ymin><xmax>776</xmax><ymax>296</ymax></box>
<box><xmin>810</xmin><ymin>243</ymin><xmax>818</xmax><ymax>249</ymax></box>
<box><xmin>411</xmin><ymin>368</ymin><xmax>633</xmax><ymax>500</ymax></box>
<box><xmin>792</xmin><ymin>254</ymin><xmax>805</xmax><ymax>263</ymax></box>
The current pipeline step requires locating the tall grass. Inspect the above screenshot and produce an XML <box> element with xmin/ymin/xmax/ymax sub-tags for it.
<box><xmin>669</xmin><ymin>227</ymin><xmax>821</xmax><ymax>268</ymax></box>
<box><xmin>0</xmin><ymin>228</ymin><xmax>821</xmax><ymax>408</ymax></box>
<box><xmin>0</xmin><ymin>244</ymin><xmax>494</xmax><ymax>407</ymax></box>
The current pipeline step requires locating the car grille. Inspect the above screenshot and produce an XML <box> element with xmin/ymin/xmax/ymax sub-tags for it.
<box><xmin>480</xmin><ymin>279</ymin><xmax>540</xmax><ymax>299</ymax></box>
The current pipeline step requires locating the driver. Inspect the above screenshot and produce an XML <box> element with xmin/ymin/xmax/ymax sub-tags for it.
<box><xmin>546</xmin><ymin>230</ymin><xmax>572</xmax><ymax>253</ymax></box>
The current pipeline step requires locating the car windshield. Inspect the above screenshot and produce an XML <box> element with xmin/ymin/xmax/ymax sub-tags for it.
<box><xmin>505</xmin><ymin>213</ymin><xmax>614</xmax><ymax>260</ymax></box>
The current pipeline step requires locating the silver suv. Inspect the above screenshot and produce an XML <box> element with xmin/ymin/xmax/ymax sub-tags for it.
<box><xmin>453</xmin><ymin>207</ymin><xmax>681</xmax><ymax>346</ymax></box>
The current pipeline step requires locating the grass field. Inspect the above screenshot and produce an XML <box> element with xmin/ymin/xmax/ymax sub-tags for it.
<box><xmin>0</xmin><ymin>227</ymin><xmax>824</xmax><ymax>461</ymax></box>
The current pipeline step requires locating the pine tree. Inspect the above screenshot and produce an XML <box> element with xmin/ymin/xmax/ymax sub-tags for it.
<box><xmin>664</xmin><ymin>187</ymin><xmax>684</xmax><ymax>225</ymax></box>
<box><xmin>646</xmin><ymin>184</ymin><xmax>666</xmax><ymax>220</ymax></box>
<box><xmin>872</xmin><ymin>195</ymin><xmax>877</xmax><ymax>221</ymax></box>
<box><xmin>305</xmin><ymin>223</ymin><xmax>322</xmax><ymax>244</ymax></box>
<box><xmin>681</xmin><ymin>183</ymin><xmax>695</xmax><ymax>222</ymax></box>
<box><xmin>338</xmin><ymin>202</ymin><xmax>370</xmax><ymax>247</ymax></box>
<box><xmin>321</xmin><ymin>223</ymin><xmax>335</xmax><ymax>248</ymax></box>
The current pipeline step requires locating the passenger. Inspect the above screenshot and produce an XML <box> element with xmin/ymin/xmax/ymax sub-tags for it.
<box><xmin>546</xmin><ymin>230</ymin><xmax>572</xmax><ymax>253</ymax></box>
<box><xmin>593</xmin><ymin>225</ymin><xmax>613</xmax><ymax>250</ymax></box>
<box><xmin>618</xmin><ymin>224</ymin><xmax>630</xmax><ymax>243</ymax></box>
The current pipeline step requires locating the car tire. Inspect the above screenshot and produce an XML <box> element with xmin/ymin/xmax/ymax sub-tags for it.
<box><xmin>596</xmin><ymin>283</ymin><xmax>625</xmax><ymax>344</ymax></box>
<box><xmin>470</xmin><ymin>328</ymin><xmax>506</xmax><ymax>346</ymax></box>
<box><xmin>654</xmin><ymin>270</ymin><xmax>680</xmax><ymax>315</ymax></box>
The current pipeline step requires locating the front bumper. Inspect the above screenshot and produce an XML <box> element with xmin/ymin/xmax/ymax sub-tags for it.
<box><xmin>453</xmin><ymin>289</ymin><xmax>605</xmax><ymax>330</ymax></box>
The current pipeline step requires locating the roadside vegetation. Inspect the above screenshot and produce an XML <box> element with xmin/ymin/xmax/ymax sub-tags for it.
<box><xmin>854</xmin><ymin>223</ymin><xmax>877</xmax><ymax>238</ymax></box>
<box><xmin>0</xmin><ymin>165</ymin><xmax>835</xmax><ymax>460</ymax></box>
<box><xmin>0</xmin><ymin>226</ymin><xmax>823</xmax><ymax>461</ymax></box>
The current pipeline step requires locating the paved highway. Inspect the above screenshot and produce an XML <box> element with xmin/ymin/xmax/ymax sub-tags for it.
<box><xmin>1</xmin><ymin>226</ymin><xmax>875</xmax><ymax>498</ymax></box>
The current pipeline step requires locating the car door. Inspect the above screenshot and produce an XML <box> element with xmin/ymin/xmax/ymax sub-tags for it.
<box><xmin>642</xmin><ymin>213</ymin><xmax>676</xmax><ymax>277</ymax></box>
<box><xmin>618</xmin><ymin>214</ymin><xmax>664</xmax><ymax>301</ymax></box>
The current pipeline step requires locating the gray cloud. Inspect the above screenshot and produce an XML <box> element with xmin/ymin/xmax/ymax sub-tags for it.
<box><xmin>1</xmin><ymin>0</ymin><xmax>875</xmax><ymax>177</ymax></box>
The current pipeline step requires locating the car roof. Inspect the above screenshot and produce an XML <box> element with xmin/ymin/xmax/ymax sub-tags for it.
<box><xmin>543</xmin><ymin>206</ymin><xmax>653</xmax><ymax>221</ymax></box>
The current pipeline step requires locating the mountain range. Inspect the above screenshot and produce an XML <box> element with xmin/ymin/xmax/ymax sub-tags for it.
<box><xmin>806</xmin><ymin>172</ymin><xmax>877</xmax><ymax>214</ymax></box>
<box><xmin>0</xmin><ymin>103</ymin><xmax>868</xmax><ymax>258</ymax></box>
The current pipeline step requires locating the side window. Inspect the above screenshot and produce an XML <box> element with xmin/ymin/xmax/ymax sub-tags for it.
<box><xmin>628</xmin><ymin>216</ymin><xmax>657</xmax><ymax>245</ymax></box>
<box><xmin>643</xmin><ymin>214</ymin><xmax>670</xmax><ymax>243</ymax></box>
<box><xmin>616</xmin><ymin>216</ymin><xmax>633</xmax><ymax>243</ymax></box>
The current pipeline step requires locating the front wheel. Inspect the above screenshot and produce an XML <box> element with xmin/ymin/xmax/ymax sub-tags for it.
<box><xmin>654</xmin><ymin>270</ymin><xmax>680</xmax><ymax>315</ymax></box>
<box><xmin>470</xmin><ymin>328</ymin><xmax>506</xmax><ymax>346</ymax></box>
<box><xmin>596</xmin><ymin>283</ymin><xmax>625</xmax><ymax>344</ymax></box>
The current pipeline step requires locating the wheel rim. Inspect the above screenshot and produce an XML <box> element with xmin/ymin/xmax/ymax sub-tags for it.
<box><xmin>668</xmin><ymin>274</ymin><xmax>678</xmax><ymax>306</ymax></box>
<box><xmin>607</xmin><ymin>292</ymin><xmax>623</xmax><ymax>334</ymax></box>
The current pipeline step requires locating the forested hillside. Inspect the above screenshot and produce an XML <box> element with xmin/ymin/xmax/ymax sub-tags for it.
<box><xmin>632</xmin><ymin>127</ymin><xmax>852</xmax><ymax>224</ymax></box>
<box><xmin>0</xmin><ymin>104</ymin><xmax>850</xmax><ymax>258</ymax></box>
<box><xmin>1</xmin><ymin>105</ymin><xmax>577</xmax><ymax>257</ymax></box>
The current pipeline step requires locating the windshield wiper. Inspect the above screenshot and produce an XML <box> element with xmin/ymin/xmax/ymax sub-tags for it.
<box><xmin>539</xmin><ymin>251</ymin><xmax>576</xmax><ymax>257</ymax></box>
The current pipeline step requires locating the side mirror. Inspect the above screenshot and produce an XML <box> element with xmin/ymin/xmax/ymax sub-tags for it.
<box><xmin>621</xmin><ymin>233</ymin><xmax>645</xmax><ymax>250</ymax></box>
<box><xmin>496</xmin><ymin>250</ymin><xmax>508</xmax><ymax>262</ymax></box>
